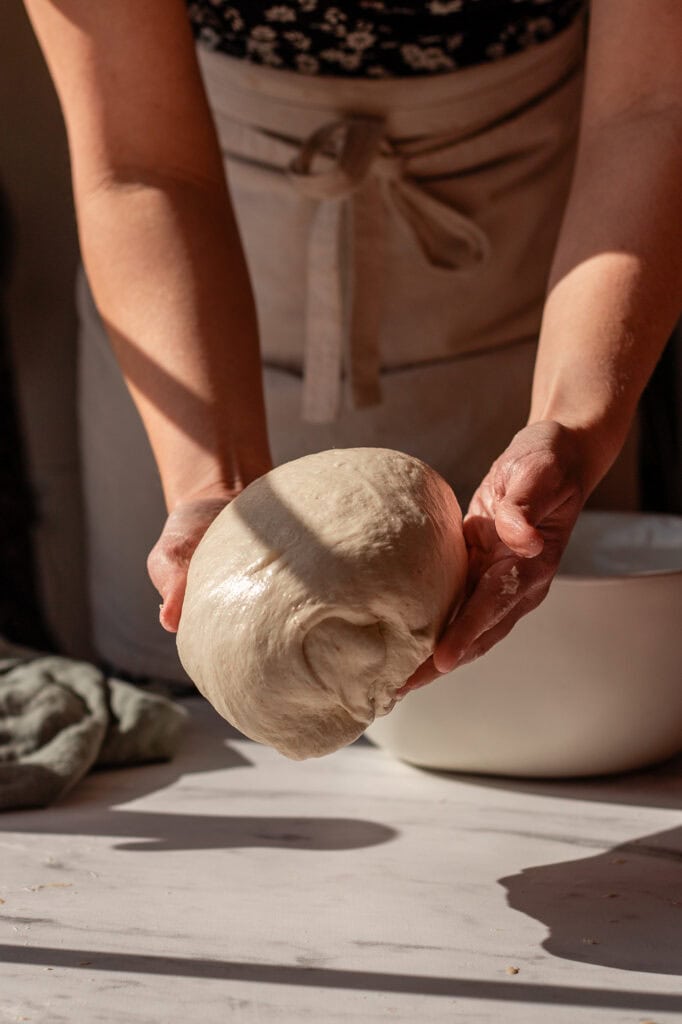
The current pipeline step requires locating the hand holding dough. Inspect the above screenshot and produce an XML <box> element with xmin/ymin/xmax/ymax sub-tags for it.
<box><xmin>177</xmin><ymin>448</ymin><xmax>467</xmax><ymax>759</ymax></box>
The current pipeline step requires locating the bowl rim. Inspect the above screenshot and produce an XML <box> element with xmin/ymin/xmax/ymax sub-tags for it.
<box><xmin>556</xmin><ymin>567</ymin><xmax>682</xmax><ymax>583</ymax></box>
<box><xmin>556</xmin><ymin>510</ymin><xmax>682</xmax><ymax>581</ymax></box>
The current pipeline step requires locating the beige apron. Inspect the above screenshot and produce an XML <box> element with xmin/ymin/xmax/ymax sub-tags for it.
<box><xmin>78</xmin><ymin>18</ymin><xmax>588</xmax><ymax>680</ymax></box>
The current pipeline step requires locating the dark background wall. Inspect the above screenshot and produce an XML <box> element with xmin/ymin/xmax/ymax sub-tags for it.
<box><xmin>0</xmin><ymin>0</ymin><xmax>90</xmax><ymax>656</ymax></box>
<box><xmin>0</xmin><ymin>189</ymin><xmax>52</xmax><ymax>648</ymax></box>
<box><xmin>640</xmin><ymin>325</ymin><xmax>682</xmax><ymax>514</ymax></box>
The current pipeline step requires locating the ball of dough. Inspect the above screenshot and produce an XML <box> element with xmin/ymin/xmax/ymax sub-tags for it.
<box><xmin>177</xmin><ymin>448</ymin><xmax>467</xmax><ymax>759</ymax></box>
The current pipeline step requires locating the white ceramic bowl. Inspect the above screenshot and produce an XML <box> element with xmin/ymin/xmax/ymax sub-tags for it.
<box><xmin>366</xmin><ymin>512</ymin><xmax>682</xmax><ymax>778</ymax></box>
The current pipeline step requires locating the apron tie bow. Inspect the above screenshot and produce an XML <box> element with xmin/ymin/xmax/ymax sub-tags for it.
<box><xmin>284</xmin><ymin>114</ymin><xmax>491</xmax><ymax>422</ymax></box>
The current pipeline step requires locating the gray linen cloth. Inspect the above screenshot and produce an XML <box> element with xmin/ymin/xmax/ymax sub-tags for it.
<box><xmin>0</xmin><ymin>637</ymin><xmax>188</xmax><ymax>811</ymax></box>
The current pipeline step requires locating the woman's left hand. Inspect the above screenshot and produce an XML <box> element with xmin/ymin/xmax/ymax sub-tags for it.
<box><xmin>400</xmin><ymin>421</ymin><xmax>592</xmax><ymax>695</ymax></box>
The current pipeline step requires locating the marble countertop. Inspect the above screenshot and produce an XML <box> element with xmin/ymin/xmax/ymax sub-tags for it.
<box><xmin>1</xmin><ymin>697</ymin><xmax>681</xmax><ymax>1023</ymax></box>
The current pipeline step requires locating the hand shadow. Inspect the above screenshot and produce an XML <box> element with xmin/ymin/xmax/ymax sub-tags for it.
<box><xmin>500</xmin><ymin>823</ymin><xmax>682</xmax><ymax>974</ymax></box>
<box><xmin>420</xmin><ymin>754</ymin><xmax>682</xmax><ymax>975</ymax></box>
<box><xmin>0</xmin><ymin>698</ymin><xmax>397</xmax><ymax>854</ymax></box>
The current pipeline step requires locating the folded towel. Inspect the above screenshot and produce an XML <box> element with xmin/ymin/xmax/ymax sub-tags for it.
<box><xmin>0</xmin><ymin>637</ymin><xmax>188</xmax><ymax>811</ymax></box>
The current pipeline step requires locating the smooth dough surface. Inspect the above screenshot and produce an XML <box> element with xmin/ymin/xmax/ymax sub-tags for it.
<box><xmin>177</xmin><ymin>448</ymin><xmax>467</xmax><ymax>759</ymax></box>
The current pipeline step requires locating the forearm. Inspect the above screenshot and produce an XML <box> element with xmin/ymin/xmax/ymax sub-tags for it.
<box><xmin>529</xmin><ymin>108</ymin><xmax>682</xmax><ymax>492</ymax></box>
<box><xmin>78</xmin><ymin>170</ymin><xmax>272</xmax><ymax>509</ymax></box>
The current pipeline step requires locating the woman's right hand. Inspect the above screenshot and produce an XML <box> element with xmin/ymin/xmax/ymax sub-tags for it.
<box><xmin>23</xmin><ymin>0</ymin><xmax>274</xmax><ymax>635</ymax></box>
<box><xmin>147</xmin><ymin>493</ymin><xmax>234</xmax><ymax>634</ymax></box>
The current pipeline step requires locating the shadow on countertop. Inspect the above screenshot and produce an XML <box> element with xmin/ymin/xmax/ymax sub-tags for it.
<box><xmin>500</xmin><ymin>824</ymin><xmax>682</xmax><ymax>975</ymax></box>
<box><xmin>0</xmin><ymin>940</ymin><xmax>680</xmax><ymax>1014</ymax></box>
<box><xmin>0</xmin><ymin>698</ymin><xmax>397</xmax><ymax>854</ymax></box>
<box><xmin>428</xmin><ymin>758</ymin><xmax>682</xmax><ymax>975</ymax></box>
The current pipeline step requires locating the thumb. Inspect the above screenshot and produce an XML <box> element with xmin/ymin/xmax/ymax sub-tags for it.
<box><xmin>494</xmin><ymin>499</ymin><xmax>545</xmax><ymax>558</ymax></box>
<box><xmin>158</xmin><ymin>573</ymin><xmax>187</xmax><ymax>634</ymax></box>
<box><xmin>147</xmin><ymin>543</ymin><xmax>188</xmax><ymax>633</ymax></box>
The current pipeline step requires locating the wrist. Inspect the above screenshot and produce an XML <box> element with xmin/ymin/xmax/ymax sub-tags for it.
<box><xmin>162</xmin><ymin>449</ymin><xmax>273</xmax><ymax>512</ymax></box>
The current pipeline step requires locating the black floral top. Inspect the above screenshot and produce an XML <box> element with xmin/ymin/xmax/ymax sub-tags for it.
<box><xmin>186</xmin><ymin>0</ymin><xmax>585</xmax><ymax>77</ymax></box>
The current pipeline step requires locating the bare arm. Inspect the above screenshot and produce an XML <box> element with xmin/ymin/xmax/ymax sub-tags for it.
<box><xmin>426</xmin><ymin>0</ymin><xmax>682</xmax><ymax>678</ymax></box>
<box><xmin>24</xmin><ymin>0</ymin><xmax>272</xmax><ymax>628</ymax></box>
<box><xmin>529</xmin><ymin>0</ymin><xmax>682</xmax><ymax>486</ymax></box>
<box><xmin>23</xmin><ymin>0</ymin><xmax>272</xmax><ymax>512</ymax></box>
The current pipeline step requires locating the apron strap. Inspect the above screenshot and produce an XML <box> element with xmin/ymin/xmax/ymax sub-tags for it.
<box><xmin>283</xmin><ymin>115</ymin><xmax>492</xmax><ymax>423</ymax></box>
<box><xmin>288</xmin><ymin>117</ymin><xmax>385</xmax><ymax>422</ymax></box>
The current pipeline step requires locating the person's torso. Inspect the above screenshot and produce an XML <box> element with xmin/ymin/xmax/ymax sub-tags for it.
<box><xmin>186</xmin><ymin>0</ymin><xmax>585</xmax><ymax>78</ymax></box>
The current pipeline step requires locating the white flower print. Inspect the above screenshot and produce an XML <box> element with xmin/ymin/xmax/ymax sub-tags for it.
<box><xmin>223</xmin><ymin>6</ymin><xmax>244</xmax><ymax>31</ymax></box>
<box><xmin>400</xmin><ymin>44</ymin><xmax>455</xmax><ymax>71</ymax></box>
<box><xmin>249</xmin><ymin>44</ymin><xmax>283</xmax><ymax>65</ymax></box>
<box><xmin>524</xmin><ymin>16</ymin><xmax>555</xmax><ymax>35</ymax></box>
<box><xmin>198</xmin><ymin>26</ymin><xmax>221</xmax><ymax>48</ymax></box>
<box><xmin>517</xmin><ymin>17</ymin><xmax>555</xmax><ymax>48</ymax></box>
<box><xmin>346</xmin><ymin>29</ymin><xmax>376</xmax><ymax>50</ymax></box>
<box><xmin>265</xmin><ymin>5</ymin><xmax>297</xmax><ymax>22</ymax></box>
<box><xmin>295</xmin><ymin>53</ymin><xmax>320</xmax><ymax>73</ymax></box>
<box><xmin>250</xmin><ymin>24</ymin><xmax>276</xmax><ymax>40</ymax></box>
<box><xmin>246</xmin><ymin>29</ymin><xmax>283</xmax><ymax>65</ymax></box>
<box><xmin>283</xmin><ymin>30</ymin><xmax>311</xmax><ymax>49</ymax></box>
<box><xmin>427</xmin><ymin>0</ymin><xmax>462</xmax><ymax>14</ymax></box>
<box><xmin>323</xmin><ymin>7</ymin><xmax>346</xmax><ymax>25</ymax></box>
<box><xmin>319</xmin><ymin>47</ymin><xmax>362</xmax><ymax>70</ymax></box>
<box><xmin>186</xmin><ymin>0</ymin><xmax>582</xmax><ymax>77</ymax></box>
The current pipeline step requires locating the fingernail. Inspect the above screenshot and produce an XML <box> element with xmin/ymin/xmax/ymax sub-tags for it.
<box><xmin>434</xmin><ymin>656</ymin><xmax>456</xmax><ymax>674</ymax></box>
